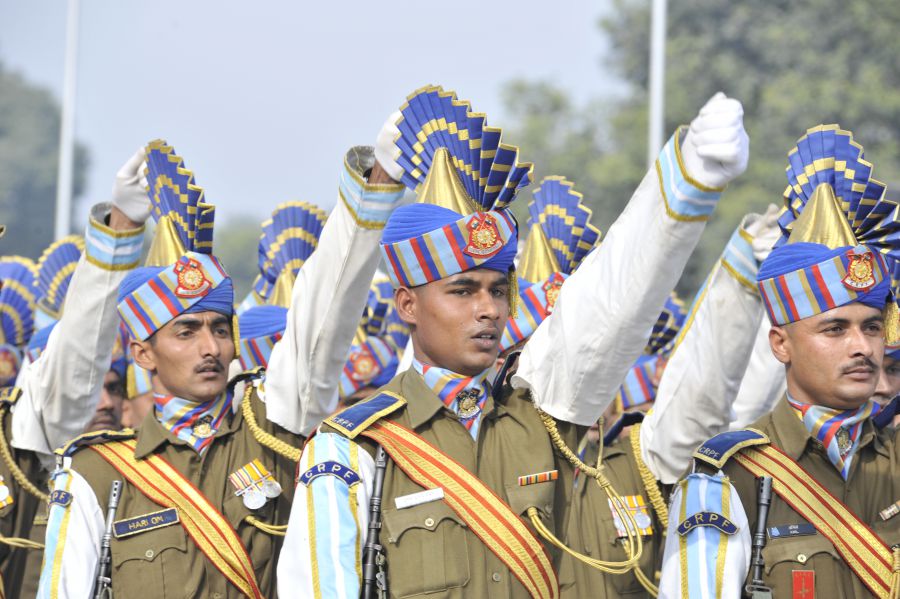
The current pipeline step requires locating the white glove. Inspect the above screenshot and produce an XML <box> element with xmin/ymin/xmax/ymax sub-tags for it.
<box><xmin>374</xmin><ymin>110</ymin><xmax>404</xmax><ymax>182</ymax></box>
<box><xmin>112</xmin><ymin>147</ymin><xmax>151</xmax><ymax>224</ymax></box>
<box><xmin>681</xmin><ymin>92</ymin><xmax>749</xmax><ymax>189</ymax></box>
<box><xmin>745</xmin><ymin>203</ymin><xmax>782</xmax><ymax>263</ymax></box>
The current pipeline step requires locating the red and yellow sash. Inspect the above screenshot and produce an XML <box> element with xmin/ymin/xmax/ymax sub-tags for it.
<box><xmin>89</xmin><ymin>439</ymin><xmax>263</xmax><ymax>599</ymax></box>
<box><xmin>733</xmin><ymin>444</ymin><xmax>899</xmax><ymax>598</ymax></box>
<box><xmin>360</xmin><ymin>419</ymin><xmax>559</xmax><ymax>599</ymax></box>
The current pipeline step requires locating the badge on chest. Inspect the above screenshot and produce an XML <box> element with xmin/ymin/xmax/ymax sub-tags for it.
<box><xmin>608</xmin><ymin>495</ymin><xmax>654</xmax><ymax>538</ymax></box>
<box><xmin>228</xmin><ymin>459</ymin><xmax>282</xmax><ymax>510</ymax></box>
<box><xmin>113</xmin><ymin>508</ymin><xmax>180</xmax><ymax>539</ymax></box>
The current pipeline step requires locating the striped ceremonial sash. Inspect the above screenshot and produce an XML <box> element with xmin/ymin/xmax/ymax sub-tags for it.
<box><xmin>360</xmin><ymin>419</ymin><xmax>559</xmax><ymax>599</ymax></box>
<box><xmin>89</xmin><ymin>439</ymin><xmax>263</xmax><ymax>599</ymax></box>
<box><xmin>733</xmin><ymin>444</ymin><xmax>898</xmax><ymax>598</ymax></box>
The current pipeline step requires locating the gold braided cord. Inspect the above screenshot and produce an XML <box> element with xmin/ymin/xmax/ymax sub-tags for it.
<box><xmin>0</xmin><ymin>409</ymin><xmax>48</xmax><ymax>503</ymax></box>
<box><xmin>0</xmin><ymin>532</ymin><xmax>43</xmax><ymax>550</ymax></box>
<box><xmin>244</xmin><ymin>515</ymin><xmax>287</xmax><ymax>537</ymax></box>
<box><xmin>534</xmin><ymin>409</ymin><xmax>644</xmax><ymax>571</ymax></box>
<box><xmin>629</xmin><ymin>424</ymin><xmax>669</xmax><ymax>529</ymax></box>
<box><xmin>240</xmin><ymin>383</ymin><xmax>301</xmax><ymax>462</ymax></box>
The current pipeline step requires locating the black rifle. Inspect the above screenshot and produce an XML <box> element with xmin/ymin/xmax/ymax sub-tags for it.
<box><xmin>744</xmin><ymin>476</ymin><xmax>773</xmax><ymax>599</ymax></box>
<box><xmin>362</xmin><ymin>445</ymin><xmax>388</xmax><ymax>599</ymax></box>
<box><xmin>93</xmin><ymin>479</ymin><xmax>122</xmax><ymax>599</ymax></box>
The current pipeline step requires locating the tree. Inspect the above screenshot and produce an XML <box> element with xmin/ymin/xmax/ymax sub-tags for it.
<box><xmin>0</xmin><ymin>60</ymin><xmax>89</xmax><ymax>259</ymax></box>
<box><xmin>503</xmin><ymin>0</ymin><xmax>900</xmax><ymax>295</ymax></box>
<box><xmin>213</xmin><ymin>215</ymin><xmax>261</xmax><ymax>303</ymax></box>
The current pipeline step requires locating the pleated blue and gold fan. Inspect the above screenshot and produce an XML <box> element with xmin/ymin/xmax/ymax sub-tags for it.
<box><xmin>256</xmin><ymin>201</ymin><xmax>328</xmax><ymax>308</ymax></box>
<box><xmin>646</xmin><ymin>292</ymin><xmax>686</xmax><ymax>356</ymax></box>
<box><xmin>500</xmin><ymin>176</ymin><xmax>601</xmax><ymax>352</ymax></box>
<box><xmin>34</xmin><ymin>235</ymin><xmax>84</xmax><ymax>330</ymax></box>
<box><xmin>0</xmin><ymin>257</ymin><xmax>37</xmax><ymax>384</ymax></box>
<box><xmin>394</xmin><ymin>84</ymin><xmax>534</xmax><ymax>212</ymax></box>
<box><xmin>144</xmin><ymin>139</ymin><xmax>217</xmax><ymax>265</ymax></box>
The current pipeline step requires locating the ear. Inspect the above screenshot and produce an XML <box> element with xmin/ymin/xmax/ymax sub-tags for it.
<box><xmin>130</xmin><ymin>338</ymin><xmax>158</xmax><ymax>373</ymax></box>
<box><xmin>768</xmin><ymin>325</ymin><xmax>791</xmax><ymax>365</ymax></box>
<box><xmin>394</xmin><ymin>286</ymin><xmax>418</xmax><ymax>327</ymax></box>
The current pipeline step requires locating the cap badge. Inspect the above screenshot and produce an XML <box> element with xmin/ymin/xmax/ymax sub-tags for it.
<box><xmin>842</xmin><ymin>249</ymin><xmax>876</xmax><ymax>292</ymax></box>
<box><xmin>0</xmin><ymin>348</ymin><xmax>18</xmax><ymax>382</ymax></box>
<box><xmin>174</xmin><ymin>258</ymin><xmax>212</xmax><ymax>299</ymax></box>
<box><xmin>349</xmin><ymin>348</ymin><xmax>378</xmax><ymax>381</ymax></box>
<box><xmin>463</xmin><ymin>213</ymin><xmax>503</xmax><ymax>259</ymax></box>
<box><xmin>543</xmin><ymin>273</ymin><xmax>565</xmax><ymax>311</ymax></box>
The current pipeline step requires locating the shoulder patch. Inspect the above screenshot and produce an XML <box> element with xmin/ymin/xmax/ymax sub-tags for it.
<box><xmin>0</xmin><ymin>386</ymin><xmax>22</xmax><ymax>408</ymax></box>
<box><xmin>55</xmin><ymin>428</ymin><xmax>136</xmax><ymax>458</ymax></box>
<box><xmin>299</xmin><ymin>461</ymin><xmax>360</xmax><ymax>487</ymax></box>
<box><xmin>325</xmin><ymin>391</ymin><xmax>406</xmax><ymax>439</ymax></box>
<box><xmin>693</xmin><ymin>428</ymin><xmax>769</xmax><ymax>469</ymax></box>
<box><xmin>677</xmin><ymin>511</ymin><xmax>738</xmax><ymax>536</ymax></box>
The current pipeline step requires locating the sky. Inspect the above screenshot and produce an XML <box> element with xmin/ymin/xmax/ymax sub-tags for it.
<box><xmin>0</xmin><ymin>1</ymin><xmax>624</xmax><ymax>224</ymax></box>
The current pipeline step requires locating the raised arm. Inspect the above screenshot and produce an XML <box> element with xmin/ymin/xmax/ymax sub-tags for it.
<box><xmin>640</xmin><ymin>207</ymin><xmax>778</xmax><ymax>484</ymax></box>
<box><xmin>13</xmin><ymin>151</ymin><xmax>148</xmax><ymax>461</ymax></box>
<box><xmin>513</xmin><ymin>93</ymin><xmax>750</xmax><ymax>424</ymax></box>
<box><xmin>264</xmin><ymin>134</ymin><xmax>406</xmax><ymax>436</ymax></box>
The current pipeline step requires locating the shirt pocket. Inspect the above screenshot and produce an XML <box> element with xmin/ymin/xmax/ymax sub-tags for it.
<box><xmin>382</xmin><ymin>499</ymin><xmax>470</xmax><ymax>597</ymax></box>
<box><xmin>112</xmin><ymin>522</ymin><xmax>190</xmax><ymax>598</ymax></box>
<box><xmin>762</xmin><ymin>532</ymin><xmax>841</xmax><ymax>595</ymax></box>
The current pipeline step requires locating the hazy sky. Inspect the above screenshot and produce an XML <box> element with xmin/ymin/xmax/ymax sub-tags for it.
<box><xmin>0</xmin><ymin>1</ymin><xmax>624</xmax><ymax>224</ymax></box>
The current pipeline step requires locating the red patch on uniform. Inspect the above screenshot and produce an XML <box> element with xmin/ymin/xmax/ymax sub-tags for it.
<box><xmin>542</xmin><ymin>273</ymin><xmax>565</xmax><ymax>311</ymax></box>
<box><xmin>0</xmin><ymin>348</ymin><xmax>18</xmax><ymax>382</ymax></box>
<box><xmin>173</xmin><ymin>258</ymin><xmax>212</xmax><ymax>299</ymax></box>
<box><xmin>792</xmin><ymin>570</ymin><xmax>815</xmax><ymax>599</ymax></box>
<box><xmin>463</xmin><ymin>213</ymin><xmax>503</xmax><ymax>259</ymax></box>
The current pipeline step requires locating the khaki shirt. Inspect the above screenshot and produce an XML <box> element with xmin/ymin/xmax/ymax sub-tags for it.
<box><xmin>42</xmin><ymin>385</ymin><xmax>301</xmax><ymax>598</ymax></box>
<box><xmin>561</xmin><ymin>431</ymin><xmax>663</xmax><ymax>599</ymax></box>
<box><xmin>321</xmin><ymin>369</ymin><xmax>582</xmax><ymax>598</ymax></box>
<box><xmin>0</xmin><ymin>398</ymin><xmax>45</xmax><ymax>597</ymax></box>
<box><xmin>723</xmin><ymin>398</ymin><xmax>900</xmax><ymax>598</ymax></box>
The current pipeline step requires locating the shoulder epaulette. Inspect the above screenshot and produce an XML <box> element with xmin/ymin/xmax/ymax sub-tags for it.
<box><xmin>55</xmin><ymin>428</ymin><xmax>136</xmax><ymax>458</ymax></box>
<box><xmin>692</xmin><ymin>428</ymin><xmax>769</xmax><ymax>469</ymax></box>
<box><xmin>326</xmin><ymin>391</ymin><xmax>406</xmax><ymax>439</ymax></box>
<box><xmin>0</xmin><ymin>386</ymin><xmax>22</xmax><ymax>408</ymax></box>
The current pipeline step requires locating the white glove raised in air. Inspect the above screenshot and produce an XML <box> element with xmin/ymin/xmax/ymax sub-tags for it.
<box><xmin>681</xmin><ymin>92</ymin><xmax>749</xmax><ymax>189</ymax></box>
<box><xmin>745</xmin><ymin>203</ymin><xmax>782</xmax><ymax>264</ymax></box>
<box><xmin>374</xmin><ymin>110</ymin><xmax>404</xmax><ymax>182</ymax></box>
<box><xmin>112</xmin><ymin>147</ymin><xmax>151</xmax><ymax>224</ymax></box>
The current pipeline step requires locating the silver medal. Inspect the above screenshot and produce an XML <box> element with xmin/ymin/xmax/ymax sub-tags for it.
<box><xmin>634</xmin><ymin>512</ymin><xmax>652</xmax><ymax>530</ymax></box>
<box><xmin>262</xmin><ymin>479</ymin><xmax>282</xmax><ymax>499</ymax></box>
<box><xmin>242</xmin><ymin>488</ymin><xmax>266</xmax><ymax>510</ymax></box>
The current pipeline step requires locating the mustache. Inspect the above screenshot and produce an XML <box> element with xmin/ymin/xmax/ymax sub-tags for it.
<box><xmin>195</xmin><ymin>359</ymin><xmax>225</xmax><ymax>374</ymax></box>
<box><xmin>840</xmin><ymin>358</ymin><xmax>877</xmax><ymax>374</ymax></box>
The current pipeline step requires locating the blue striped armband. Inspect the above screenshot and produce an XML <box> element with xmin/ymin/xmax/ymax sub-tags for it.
<box><xmin>655</xmin><ymin>127</ymin><xmax>723</xmax><ymax>221</ymax></box>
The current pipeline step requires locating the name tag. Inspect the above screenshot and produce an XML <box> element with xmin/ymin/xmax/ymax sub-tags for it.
<box><xmin>114</xmin><ymin>508</ymin><xmax>180</xmax><ymax>539</ymax></box>
<box><xmin>676</xmin><ymin>511</ymin><xmax>738</xmax><ymax>536</ymax></box>
<box><xmin>767</xmin><ymin>523</ymin><xmax>817</xmax><ymax>539</ymax></box>
<box><xmin>395</xmin><ymin>488</ymin><xmax>444</xmax><ymax>510</ymax></box>
<box><xmin>299</xmin><ymin>461</ymin><xmax>360</xmax><ymax>487</ymax></box>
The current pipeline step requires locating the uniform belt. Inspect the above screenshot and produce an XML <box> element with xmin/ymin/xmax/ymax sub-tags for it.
<box><xmin>733</xmin><ymin>444</ymin><xmax>898</xmax><ymax>598</ymax></box>
<box><xmin>89</xmin><ymin>439</ymin><xmax>263</xmax><ymax>599</ymax></box>
<box><xmin>360</xmin><ymin>419</ymin><xmax>560</xmax><ymax>599</ymax></box>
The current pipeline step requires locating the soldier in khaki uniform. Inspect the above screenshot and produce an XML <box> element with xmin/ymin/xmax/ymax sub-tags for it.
<box><xmin>278</xmin><ymin>86</ymin><xmax>750</xmax><ymax>597</ymax></box>
<box><xmin>659</xmin><ymin>126</ymin><xmax>900</xmax><ymax>598</ymax></box>
<box><xmin>37</xmin><ymin>137</ymin><xmax>407</xmax><ymax>597</ymax></box>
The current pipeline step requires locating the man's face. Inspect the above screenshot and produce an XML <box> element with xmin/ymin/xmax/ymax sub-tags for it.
<box><xmin>131</xmin><ymin>311</ymin><xmax>234</xmax><ymax>403</ymax></box>
<box><xmin>121</xmin><ymin>391</ymin><xmax>155</xmax><ymax>429</ymax></box>
<box><xmin>770</xmin><ymin>303</ymin><xmax>884</xmax><ymax>410</ymax></box>
<box><xmin>872</xmin><ymin>354</ymin><xmax>900</xmax><ymax>407</ymax></box>
<box><xmin>397</xmin><ymin>269</ymin><xmax>509</xmax><ymax>376</ymax></box>
<box><xmin>84</xmin><ymin>370</ymin><xmax>125</xmax><ymax>432</ymax></box>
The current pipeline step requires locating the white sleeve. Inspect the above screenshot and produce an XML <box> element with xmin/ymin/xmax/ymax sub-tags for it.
<box><xmin>642</xmin><ymin>220</ymin><xmax>763</xmax><ymax>484</ymax></box>
<box><xmin>729</xmin><ymin>321</ymin><xmax>786</xmax><ymax>430</ymax></box>
<box><xmin>264</xmin><ymin>148</ymin><xmax>406</xmax><ymax>437</ymax></box>
<box><xmin>513</xmin><ymin>128</ymin><xmax>723</xmax><ymax>425</ymax></box>
<box><xmin>13</xmin><ymin>204</ymin><xmax>144</xmax><ymax>463</ymax></box>
<box><xmin>37</xmin><ymin>465</ymin><xmax>105</xmax><ymax>598</ymax></box>
<box><xmin>658</xmin><ymin>472</ymin><xmax>750</xmax><ymax>598</ymax></box>
<box><xmin>277</xmin><ymin>432</ymin><xmax>375</xmax><ymax>598</ymax></box>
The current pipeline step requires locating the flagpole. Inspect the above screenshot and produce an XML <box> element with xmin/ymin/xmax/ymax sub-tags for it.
<box><xmin>54</xmin><ymin>0</ymin><xmax>80</xmax><ymax>240</ymax></box>
<box><xmin>647</xmin><ymin>0</ymin><xmax>667</xmax><ymax>169</ymax></box>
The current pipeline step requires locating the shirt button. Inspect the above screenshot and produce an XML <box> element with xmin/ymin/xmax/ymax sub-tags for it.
<box><xmin>424</xmin><ymin>517</ymin><xmax>435</xmax><ymax>528</ymax></box>
<box><xmin>144</xmin><ymin>549</ymin><xmax>154</xmax><ymax>559</ymax></box>
<box><xmin>212</xmin><ymin>594</ymin><xmax>222</xmax><ymax>599</ymax></box>
<box><xmin>797</xmin><ymin>553</ymin><xmax>807</xmax><ymax>563</ymax></box>
<box><xmin>492</xmin><ymin>572</ymin><xmax>501</xmax><ymax>582</ymax></box>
